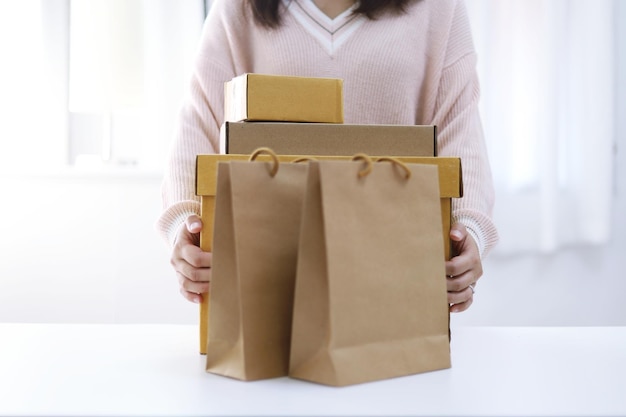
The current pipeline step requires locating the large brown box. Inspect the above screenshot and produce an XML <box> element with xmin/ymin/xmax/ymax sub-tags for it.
<box><xmin>224</xmin><ymin>74</ymin><xmax>344</xmax><ymax>123</ymax></box>
<box><xmin>220</xmin><ymin>122</ymin><xmax>437</xmax><ymax>156</ymax></box>
<box><xmin>195</xmin><ymin>154</ymin><xmax>462</xmax><ymax>354</ymax></box>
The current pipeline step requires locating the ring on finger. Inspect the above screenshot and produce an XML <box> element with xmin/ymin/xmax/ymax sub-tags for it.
<box><xmin>468</xmin><ymin>284</ymin><xmax>475</xmax><ymax>294</ymax></box>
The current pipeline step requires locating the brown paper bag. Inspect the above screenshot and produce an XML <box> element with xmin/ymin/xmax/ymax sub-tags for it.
<box><xmin>205</xmin><ymin>148</ymin><xmax>308</xmax><ymax>381</ymax></box>
<box><xmin>289</xmin><ymin>156</ymin><xmax>451</xmax><ymax>386</ymax></box>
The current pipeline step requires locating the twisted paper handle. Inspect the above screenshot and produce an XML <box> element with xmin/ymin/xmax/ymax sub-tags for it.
<box><xmin>376</xmin><ymin>157</ymin><xmax>412</xmax><ymax>180</ymax></box>
<box><xmin>351</xmin><ymin>153</ymin><xmax>373</xmax><ymax>178</ymax></box>
<box><xmin>351</xmin><ymin>154</ymin><xmax>411</xmax><ymax>180</ymax></box>
<box><xmin>249</xmin><ymin>147</ymin><xmax>280</xmax><ymax>177</ymax></box>
<box><xmin>292</xmin><ymin>157</ymin><xmax>316</xmax><ymax>164</ymax></box>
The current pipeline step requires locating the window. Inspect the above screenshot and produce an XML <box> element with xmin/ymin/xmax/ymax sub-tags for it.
<box><xmin>0</xmin><ymin>0</ymin><xmax>206</xmax><ymax>174</ymax></box>
<box><xmin>466</xmin><ymin>0</ymin><xmax>616</xmax><ymax>252</ymax></box>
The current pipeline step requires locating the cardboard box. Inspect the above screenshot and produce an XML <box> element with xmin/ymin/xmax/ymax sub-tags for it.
<box><xmin>224</xmin><ymin>74</ymin><xmax>344</xmax><ymax>123</ymax></box>
<box><xmin>220</xmin><ymin>122</ymin><xmax>437</xmax><ymax>156</ymax></box>
<box><xmin>195</xmin><ymin>154</ymin><xmax>462</xmax><ymax>354</ymax></box>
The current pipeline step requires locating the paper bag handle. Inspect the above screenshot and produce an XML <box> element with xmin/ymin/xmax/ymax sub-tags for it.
<box><xmin>292</xmin><ymin>157</ymin><xmax>316</xmax><ymax>163</ymax></box>
<box><xmin>249</xmin><ymin>147</ymin><xmax>280</xmax><ymax>177</ymax></box>
<box><xmin>376</xmin><ymin>157</ymin><xmax>412</xmax><ymax>180</ymax></box>
<box><xmin>351</xmin><ymin>153</ymin><xmax>374</xmax><ymax>178</ymax></box>
<box><xmin>351</xmin><ymin>154</ymin><xmax>411</xmax><ymax>180</ymax></box>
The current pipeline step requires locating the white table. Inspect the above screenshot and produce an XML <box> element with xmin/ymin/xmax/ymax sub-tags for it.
<box><xmin>0</xmin><ymin>324</ymin><xmax>624</xmax><ymax>416</ymax></box>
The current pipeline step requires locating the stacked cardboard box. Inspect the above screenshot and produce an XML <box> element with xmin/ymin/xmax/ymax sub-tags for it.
<box><xmin>224</xmin><ymin>73</ymin><xmax>344</xmax><ymax>124</ymax></box>
<box><xmin>220</xmin><ymin>121</ymin><xmax>437</xmax><ymax>156</ymax></box>
<box><xmin>196</xmin><ymin>73</ymin><xmax>462</xmax><ymax>355</ymax></box>
<box><xmin>221</xmin><ymin>73</ymin><xmax>437</xmax><ymax>157</ymax></box>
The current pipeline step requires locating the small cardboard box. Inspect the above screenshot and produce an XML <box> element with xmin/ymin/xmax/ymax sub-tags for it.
<box><xmin>224</xmin><ymin>74</ymin><xmax>344</xmax><ymax>123</ymax></box>
<box><xmin>220</xmin><ymin>122</ymin><xmax>437</xmax><ymax>156</ymax></box>
<box><xmin>195</xmin><ymin>154</ymin><xmax>462</xmax><ymax>354</ymax></box>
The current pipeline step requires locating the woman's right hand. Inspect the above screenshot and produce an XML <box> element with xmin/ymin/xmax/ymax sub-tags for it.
<box><xmin>171</xmin><ymin>215</ymin><xmax>212</xmax><ymax>303</ymax></box>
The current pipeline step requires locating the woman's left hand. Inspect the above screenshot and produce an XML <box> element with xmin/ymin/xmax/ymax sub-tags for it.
<box><xmin>446</xmin><ymin>223</ymin><xmax>483</xmax><ymax>313</ymax></box>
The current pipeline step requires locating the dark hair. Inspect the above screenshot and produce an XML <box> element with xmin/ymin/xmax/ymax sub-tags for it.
<box><xmin>247</xmin><ymin>0</ymin><xmax>412</xmax><ymax>28</ymax></box>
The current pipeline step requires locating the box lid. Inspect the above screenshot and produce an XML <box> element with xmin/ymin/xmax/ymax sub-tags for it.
<box><xmin>196</xmin><ymin>154</ymin><xmax>462</xmax><ymax>198</ymax></box>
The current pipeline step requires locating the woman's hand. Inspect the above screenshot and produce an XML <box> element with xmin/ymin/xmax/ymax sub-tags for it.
<box><xmin>170</xmin><ymin>215</ymin><xmax>212</xmax><ymax>303</ymax></box>
<box><xmin>446</xmin><ymin>223</ymin><xmax>483</xmax><ymax>313</ymax></box>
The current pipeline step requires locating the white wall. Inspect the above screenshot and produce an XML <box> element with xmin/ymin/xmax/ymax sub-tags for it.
<box><xmin>0</xmin><ymin>173</ymin><xmax>197</xmax><ymax>324</ymax></box>
<box><xmin>453</xmin><ymin>0</ymin><xmax>625</xmax><ymax>327</ymax></box>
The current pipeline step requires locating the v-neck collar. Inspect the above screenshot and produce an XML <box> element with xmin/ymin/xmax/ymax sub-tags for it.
<box><xmin>284</xmin><ymin>0</ymin><xmax>365</xmax><ymax>55</ymax></box>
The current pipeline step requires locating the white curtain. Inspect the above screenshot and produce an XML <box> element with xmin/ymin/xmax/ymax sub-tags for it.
<box><xmin>69</xmin><ymin>0</ymin><xmax>206</xmax><ymax>169</ymax></box>
<box><xmin>0</xmin><ymin>0</ymin><xmax>65</xmax><ymax>172</ymax></box>
<box><xmin>69</xmin><ymin>0</ymin><xmax>145</xmax><ymax>113</ymax></box>
<box><xmin>0</xmin><ymin>0</ymin><xmax>206</xmax><ymax>173</ymax></box>
<box><xmin>466</xmin><ymin>0</ymin><xmax>616</xmax><ymax>254</ymax></box>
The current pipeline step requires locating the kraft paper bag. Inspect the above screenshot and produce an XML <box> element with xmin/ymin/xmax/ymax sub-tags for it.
<box><xmin>205</xmin><ymin>148</ymin><xmax>309</xmax><ymax>381</ymax></box>
<box><xmin>289</xmin><ymin>156</ymin><xmax>451</xmax><ymax>387</ymax></box>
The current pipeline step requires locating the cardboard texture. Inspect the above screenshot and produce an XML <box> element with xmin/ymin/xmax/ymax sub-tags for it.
<box><xmin>220</xmin><ymin>122</ymin><xmax>437</xmax><ymax>156</ymax></box>
<box><xmin>205</xmin><ymin>154</ymin><xmax>309</xmax><ymax>381</ymax></box>
<box><xmin>224</xmin><ymin>74</ymin><xmax>344</xmax><ymax>123</ymax></box>
<box><xmin>196</xmin><ymin>154</ymin><xmax>463</xmax><ymax>356</ymax></box>
<box><xmin>289</xmin><ymin>158</ymin><xmax>450</xmax><ymax>386</ymax></box>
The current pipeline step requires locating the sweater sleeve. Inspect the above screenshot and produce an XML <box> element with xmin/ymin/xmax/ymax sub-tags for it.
<box><xmin>155</xmin><ymin>0</ymin><xmax>247</xmax><ymax>246</ymax></box>
<box><xmin>432</xmin><ymin>0</ymin><xmax>499</xmax><ymax>257</ymax></box>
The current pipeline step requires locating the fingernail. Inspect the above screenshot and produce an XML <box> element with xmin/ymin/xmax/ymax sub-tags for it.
<box><xmin>189</xmin><ymin>221</ymin><xmax>201</xmax><ymax>231</ymax></box>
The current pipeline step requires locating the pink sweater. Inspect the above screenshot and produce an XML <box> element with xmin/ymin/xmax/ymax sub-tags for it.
<box><xmin>157</xmin><ymin>0</ymin><xmax>499</xmax><ymax>256</ymax></box>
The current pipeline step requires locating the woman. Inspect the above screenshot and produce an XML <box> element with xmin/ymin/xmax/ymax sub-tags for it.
<box><xmin>157</xmin><ymin>0</ymin><xmax>499</xmax><ymax>312</ymax></box>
